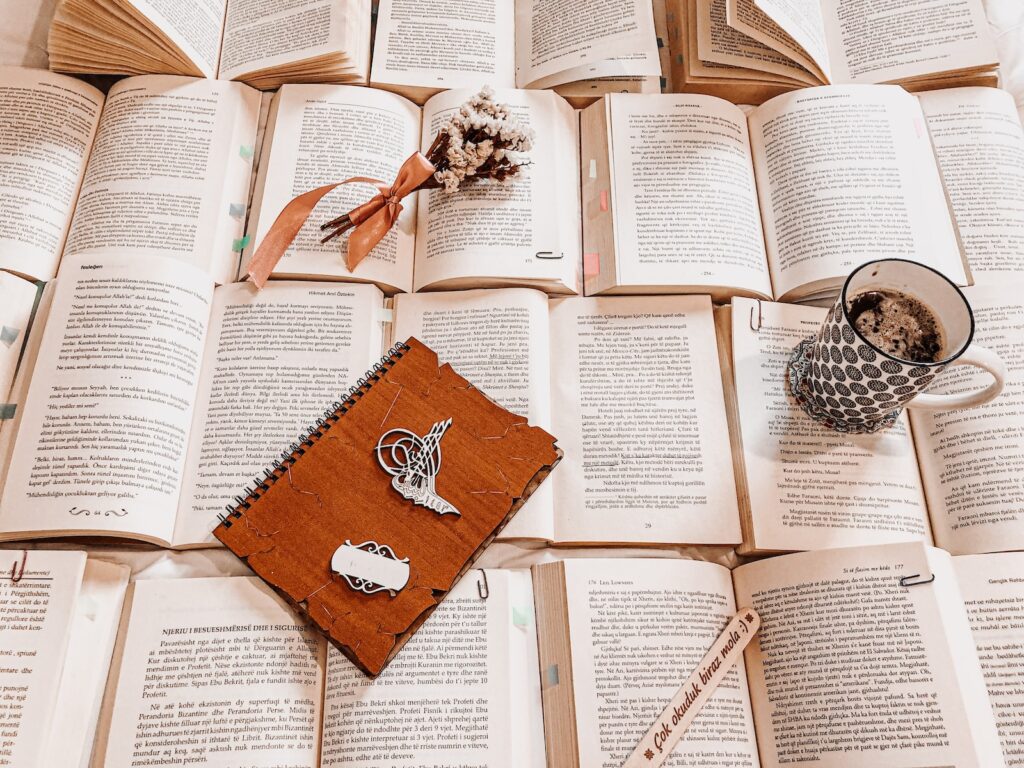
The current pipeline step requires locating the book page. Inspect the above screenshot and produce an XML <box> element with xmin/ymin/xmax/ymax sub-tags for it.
<box><xmin>820</xmin><ymin>0</ymin><xmax>996</xmax><ymax>84</ymax></box>
<box><xmin>918</xmin><ymin>87</ymin><xmax>1024</xmax><ymax>282</ymax></box>
<box><xmin>954</xmin><ymin>552</ymin><xmax>1024</xmax><ymax>766</ymax></box>
<box><xmin>726</xmin><ymin>0</ymin><xmax>828</xmax><ymax>80</ymax></box>
<box><xmin>750</xmin><ymin>0</ymin><xmax>830</xmax><ymax>78</ymax></box>
<box><xmin>321</xmin><ymin>570</ymin><xmax>543</xmax><ymax>766</ymax></box>
<box><xmin>910</xmin><ymin>284</ymin><xmax>1024</xmax><ymax>556</ymax></box>
<box><xmin>0</xmin><ymin>549</ymin><xmax>85</xmax><ymax>768</ymax></box>
<box><xmin>561</xmin><ymin>558</ymin><xmax>760</xmax><ymax>767</ymax></box>
<box><xmin>64</xmin><ymin>76</ymin><xmax>260</xmax><ymax>286</ymax></box>
<box><xmin>244</xmin><ymin>85</ymin><xmax>420</xmax><ymax>293</ymax></box>
<box><xmin>125</xmin><ymin>0</ymin><xmax>227</xmax><ymax>77</ymax></box>
<box><xmin>731</xmin><ymin>298</ymin><xmax>930</xmax><ymax>553</ymax></box>
<box><xmin>734</xmin><ymin>542</ymin><xmax>1005</xmax><ymax>768</ymax></box>
<box><xmin>514</xmin><ymin>0</ymin><xmax>661</xmax><ymax>88</ymax></box>
<box><xmin>174</xmin><ymin>281</ymin><xmax>384</xmax><ymax>547</ymax></box>
<box><xmin>98</xmin><ymin>577</ymin><xmax>325</xmax><ymax>768</ymax></box>
<box><xmin>749</xmin><ymin>85</ymin><xmax>967</xmax><ymax>301</ymax></box>
<box><xmin>697</xmin><ymin>0</ymin><xmax>818</xmax><ymax>84</ymax></box>
<box><xmin>604</xmin><ymin>94</ymin><xmax>773</xmax><ymax>298</ymax></box>
<box><xmin>0</xmin><ymin>274</ymin><xmax>38</xmax><ymax>408</ymax></box>
<box><xmin>0</xmin><ymin>67</ymin><xmax>103</xmax><ymax>282</ymax></box>
<box><xmin>415</xmin><ymin>88</ymin><xmax>579</xmax><ymax>294</ymax></box>
<box><xmin>370</xmin><ymin>0</ymin><xmax>516</xmax><ymax>91</ymax></box>
<box><xmin>43</xmin><ymin>559</ymin><xmax>130</xmax><ymax>768</ymax></box>
<box><xmin>0</xmin><ymin>255</ymin><xmax>213</xmax><ymax>546</ymax></box>
<box><xmin>391</xmin><ymin>289</ymin><xmax>554</xmax><ymax>539</ymax></box>
<box><xmin>219</xmin><ymin>0</ymin><xmax>368</xmax><ymax>81</ymax></box>
<box><xmin>549</xmin><ymin>295</ymin><xmax>742</xmax><ymax>545</ymax></box>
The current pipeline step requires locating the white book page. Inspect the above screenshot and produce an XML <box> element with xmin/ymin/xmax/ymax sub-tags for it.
<box><xmin>99</xmin><ymin>577</ymin><xmax>325</xmax><ymax>768</ymax></box>
<box><xmin>370</xmin><ymin>0</ymin><xmax>516</xmax><ymax>91</ymax></box>
<box><xmin>43</xmin><ymin>559</ymin><xmax>130</xmax><ymax>768</ymax></box>
<box><xmin>918</xmin><ymin>87</ymin><xmax>1024</xmax><ymax>283</ymax></box>
<box><xmin>391</xmin><ymin>288</ymin><xmax>554</xmax><ymax>540</ymax></box>
<box><xmin>125</xmin><ymin>0</ymin><xmax>227</xmax><ymax>78</ymax></box>
<box><xmin>954</xmin><ymin>552</ymin><xmax>1024</xmax><ymax>767</ymax></box>
<box><xmin>821</xmin><ymin>0</ymin><xmax>997</xmax><ymax>84</ymax></box>
<box><xmin>734</xmin><ymin>542</ymin><xmax>1005</xmax><ymax>768</ymax></box>
<box><xmin>64</xmin><ymin>76</ymin><xmax>260</xmax><ymax>286</ymax></box>
<box><xmin>562</xmin><ymin>558</ymin><xmax>760</xmax><ymax>768</ymax></box>
<box><xmin>605</xmin><ymin>94</ymin><xmax>773</xmax><ymax>297</ymax></box>
<box><xmin>173</xmin><ymin>281</ymin><xmax>383</xmax><ymax>547</ymax></box>
<box><xmin>244</xmin><ymin>85</ymin><xmax>420</xmax><ymax>293</ymax></box>
<box><xmin>749</xmin><ymin>85</ymin><xmax>967</xmax><ymax>301</ymax></box>
<box><xmin>0</xmin><ymin>255</ymin><xmax>213</xmax><ymax>546</ymax></box>
<box><xmin>0</xmin><ymin>274</ymin><xmax>38</xmax><ymax>407</ymax></box>
<box><xmin>321</xmin><ymin>570</ymin><xmax>543</xmax><ymax>766</ymax></box>
<box><xmin>697</xmin><ymin>0</ymin><xmax>819</xmax><ymax>84</ymax></box>
<box><xmin>415</xmin><ymin>88</ymin><xmax>579</xmax><ymax>294</ymax></box>
<box><xmin>219</xmin><ymin>0</ymin><xmax>368</xmax><ymax>81</ymax></box>
<box><xmin>0</xmin><ymin>549</ymin><xmax>85</xmax><ymax>768</ymax></box>
<box><xmin>750</xmin><ymin>0</ymin><xmax>830</xmax><ymax>79</ymax></box>
<box><xmin>731</xmin><ymin>298</ymin><xmax>930</xmax><ymax>552</ymax></box>
<box><xmin>910</xmin><ymin>283</ymin><xmax>1024</xmax><ymax>556</ymax></box>
<box><xmin>0</xmin><ymin>67</ymin><xmax>103</xmax><ymax>281</ymax></box>
<box><xmin>726</xmin><ymin>0</ymin><xmax>827</xmax><ymax>81</ymax></box>
<box><xmin>549</xmin><ymin>296</ymin><xmax>742</xmax><ymax>545</ymax></box>
<box><xmin>514</xmin><ymin>0</ymin><xmax>661</xmax><ymax>88</ymax></box>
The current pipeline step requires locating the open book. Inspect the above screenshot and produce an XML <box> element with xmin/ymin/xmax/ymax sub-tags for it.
<box><xmin>369</xmin><ymin>0</ymin><xmax>661</xmax><ymax>104</ymax></box>
<box><xmin>0</xmin><ymin>68</ymin><xmax>260</xmax><ymax>285</ymax></box>
<box><xmin>47</xmin><ymin>0</ymin><xmax>371</xmax><ymax>89</ymax></box>
<box><xmin>667</xmin><ymin>0</ymin><xmax>998</xmax><ymax>103</ymax></box>
<box><xmin>389</xmin><ymin>288</ymin><xmax>742</xmax><ymax>545</ymax></box>
<box><xmin>0</xmin><ymin>255</ymin><xmax>386</xmax><ymax>548</ymax></box>
<box><xmin>725</xmin><ymin>287</ymin><xmax>1024</xmax><ymax>557</ymax></box>
<box><xmin>582</xmin><ymin>85</ymin><xmax>1024</xmax><ymax>301</ymax></box>
<box><xmin>67</xmin><ymin>544</ymin><xmax>1021</xmax><ymax>767</ymax></box>
<box><xmin>0</xmin><ymin>549</ymin><xmax>129</xmax><ymax>768</ymax></box>
<box><xmin>242</xmin><ymin>85</ymin><xmax>581</xmax><ymax>295</ymax></box>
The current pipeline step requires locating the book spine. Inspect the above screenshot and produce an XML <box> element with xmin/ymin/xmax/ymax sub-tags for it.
<box><xmin>217</xmin><ymin>340</ymin><xmax>410</xmax><ymax>529</ymax></box>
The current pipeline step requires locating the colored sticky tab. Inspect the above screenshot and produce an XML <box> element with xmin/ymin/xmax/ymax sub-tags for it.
<box><xmin>375</xmin><ymin>307</ymin><xmax>394</xmax><ymax>323</ymax></box>
<box><xmin>0</xmin><ymin>326</ymin><xmax>19</xmax><ymax>347</ymax></box>
<box><xmin>0</xmin><ymin>404</ymin><xmax>16</xmax><ymax>420</ymax></box>
<box><xmin>512</xmin><ymin>605</ymin><xmax>531</xmax><ymax>628</ymax></box>
<box><xmin>599</xmin><ymin>189</ymin><xmax>608</xmax><ymax>212</ymax></box>
<box><xmin>232</xmin><ymin>235</ymin><xmax>251</xmax><ymax>252</ymax></box>
<box><xmin>543</xmin><ymin>664</ymin><xmax>559</xmax><ymax>687</ymax></box>
<box><xmin>589</xmin><ymin>159</ymin><xmax>597</xmax><ymax>179</ymax></box>
<box><xmin>239</xmin><ymin>144</ymin><xmax>254</xmax><ymax>159</ymax></box>
<box><xmin>229</xmin><ymin>202</ymin><xmax>246</xmax><ymax>219</ymax></box>
<box><xmin>657</xmin><ymin>36</ymin><xmax>664</xmax><ymax>48</ymax></box>
<box><xmin>583</xmin><ymin>252</ymin><xmax>601</xmax><ymax>277</ymax></box>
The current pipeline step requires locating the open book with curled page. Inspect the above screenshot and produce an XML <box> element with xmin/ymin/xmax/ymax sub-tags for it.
<box><xmin>47</xmin><ymin>0</ymin><xmax>372</xmax><ymax>89</ymax></box>
<box><xmin>665</xmin><ymin>0</ymin><xmax>998</xmax><ymax>104</ymax></box>
<box><xmin>581</xmin><ymin>86</ymin><xmax>1024</xmax><ymax>302</ymax></box>
<box><xmin>25</xmin><ymin>545</ymin><xmax>1020</xmax><ymax>767</ymax></box>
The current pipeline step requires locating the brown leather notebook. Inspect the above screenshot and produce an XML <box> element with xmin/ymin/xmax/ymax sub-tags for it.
<box><xmin>214</xmin><ymin>337</ymin><xmax>560</xmax><ymax>676</ymax></box>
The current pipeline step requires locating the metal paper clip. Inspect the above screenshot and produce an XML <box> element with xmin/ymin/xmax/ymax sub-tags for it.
<box><xmin>899</xmin><ymin>573</ymin><xmax>935</xmax><ymax>587</ymax></box>
<box><xmin>477</xmin><ymin>570</ymin><xmax>489</xmax><ymax>600</ymax></box>
<box><xmin>10</xmin><ymin>550</ymin><xmax>26</xmax><ymax>583</ymax></box>
<box><xmin>750</xmin><ymin>300</ymin><xmax>762</xmax><ymax>332</ymax></box>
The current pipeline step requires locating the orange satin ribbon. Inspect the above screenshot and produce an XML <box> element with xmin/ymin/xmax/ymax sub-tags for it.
<box><xmin>246</xmin><ymin>152</ymin><xmax>436</xmax><ymax>288</ymax></box>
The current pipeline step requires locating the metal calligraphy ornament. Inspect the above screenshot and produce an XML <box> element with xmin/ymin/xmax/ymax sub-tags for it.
<box><xmin>375</xmin><ymin>418</ymin><xmax>460</xmax><ymax>516</ymax></box>
<box><xmin>331</xmin><ymin>540</ymin><xmax>410</xmax><ymax>597</ymax></box>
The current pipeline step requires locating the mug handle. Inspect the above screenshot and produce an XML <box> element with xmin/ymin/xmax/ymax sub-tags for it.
<box><xmin>908</xmin><ymin>344</ymin><xmax>1006</xmax><ymax>411</ymax></box>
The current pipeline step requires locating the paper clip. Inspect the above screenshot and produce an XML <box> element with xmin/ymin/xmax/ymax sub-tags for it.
<box><xmin>899</xmin><ymin>573</ymin><xmax>935</xmax><ymax>587</ymax></box>
<box><xmin>750</xmin><ymin>300</ymin><xmax>763</xmax><ymax>332</ymax></box>
<box><xmin>477</xmin><ymin>569</ymin><xmax>489</xmax><ymax>600</ymax></box>
<box><xmin>10</xmin><ymin>550</ymin><xmax>26</xmax><ymax>583</ymax></box>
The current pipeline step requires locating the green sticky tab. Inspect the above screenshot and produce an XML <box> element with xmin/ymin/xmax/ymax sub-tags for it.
<box><xmin>0</xmin><ymin>404</ymin><xmax>16</xmax><ymax>420</ymax></box>
<box><xmin>232</xmin><ymin>235</ymin><xmax>251</xmax><ymax>251</ymax></box>
<box><xmin>0</xmin><ymin>326</ymin><xmax>19</xmax><ymax>347</ymax></box>
<box><xmin>239</xmin><ymin>144</ymin><xmax>254</xmax><ymax>159</ymax></box>
<box><xmin>512</xmin><ymin>605</ymin><xmax>531</xmax><ymax>628</ymax></box>
<box><xmin>544</xmin><ymin>664</ymin><xmax>559</xmax><ymax>687</ymax></box>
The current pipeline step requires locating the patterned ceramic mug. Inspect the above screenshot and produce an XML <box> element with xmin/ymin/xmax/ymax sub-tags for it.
<box><xmin>787</xmin><ymin>258</ymin><xmax>1006</xmax><ymax>433</ymax></box>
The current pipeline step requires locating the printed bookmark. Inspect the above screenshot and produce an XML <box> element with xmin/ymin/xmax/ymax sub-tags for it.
<box><xmin>623</xmin><ymin>608</ymin><xmax>760</xmax><ymax>768</ymax></box>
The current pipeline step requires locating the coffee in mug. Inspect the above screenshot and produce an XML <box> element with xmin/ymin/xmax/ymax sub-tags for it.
<box><xmin>846</xmin><ymin>289</ymin><xmax>944</xmax><ymax>364</ymax></box>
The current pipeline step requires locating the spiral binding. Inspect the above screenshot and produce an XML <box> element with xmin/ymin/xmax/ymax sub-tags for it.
<box><xmin>216</xmin><ymin>340</ymin><xmax>410</xmax><ymax>529</ymax></box>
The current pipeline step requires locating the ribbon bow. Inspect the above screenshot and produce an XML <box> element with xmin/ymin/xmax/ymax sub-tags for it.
<box><xmin>246</xmin><ymin>152</ymin><xmax>436</xmax><ymax>288</ymax></box>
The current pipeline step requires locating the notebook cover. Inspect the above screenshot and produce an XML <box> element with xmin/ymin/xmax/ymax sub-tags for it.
<box><xmin>213</xmin><ymin>337</ymin><xmax>560</xmax><ymax>676</ymax></box>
